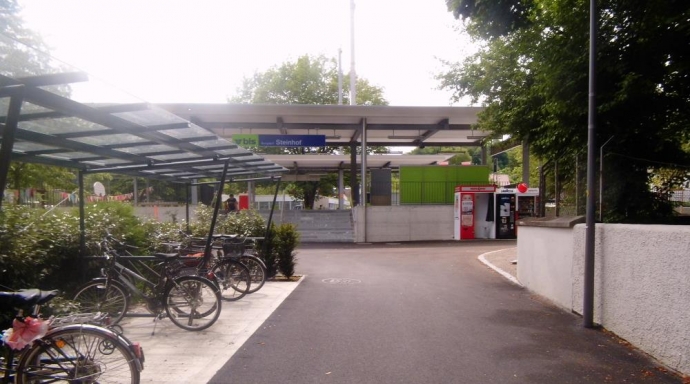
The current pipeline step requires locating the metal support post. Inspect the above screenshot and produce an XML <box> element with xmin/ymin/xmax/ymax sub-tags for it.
<box><xmin>584</xmin><ymin>0</ymin><xmax>598</xmax><ymax>328</ymax></box>
<box><xmin>0</xmin><ymin>86</ymin><xmax>25</xmax><ymax>211</ymax></box>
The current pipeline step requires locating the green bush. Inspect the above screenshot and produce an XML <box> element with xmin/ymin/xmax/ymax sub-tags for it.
<box><xmin>0</xmin><ymin>202</ymin><xmax>155</xmax><ymax>294</ymax></box>
<box><xmin>255</xmin><ymin>223</ymin><xmax>278</xmax><ymax>279</ymax></box>
<box><xmin>275</xmin><ymin>223</ymin><xmax>299</xmax><ymax>279</ymax></box>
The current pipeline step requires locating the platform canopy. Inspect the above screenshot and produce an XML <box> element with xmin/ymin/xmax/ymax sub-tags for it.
<box><xmin>157</xmin><ymin>103</ymin><xmax>487</xmax><ymax>148</ymax></box>
<box><xmin>262</xmin><ymin>153</ymin><xmax>456</xmax><ymax>173</ymax></box>
<box><xmin>0</xmin><ymin>72</ymin><xmax>287</xmax><ymax>184</ymax></box>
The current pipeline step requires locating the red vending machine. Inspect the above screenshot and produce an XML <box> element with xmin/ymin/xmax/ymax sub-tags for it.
<box><xmin>454</xmin><ymin>185</ymin><xmax>496</xmax><ymax>240</ymax></box>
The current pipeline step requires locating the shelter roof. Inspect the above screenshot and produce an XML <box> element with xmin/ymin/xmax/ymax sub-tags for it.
<box><xmin>0</xmin><ymin>72</ymin><xmax>287</xmax><ymax>183</ymax></box>
<box><xmin>157</xmin><ymin>103</ymin><xmax>487</xmax><ymax>148</ymax></box>
<box><xmin>263</xmin><ymin>154</ymin><xmax>456</xmax><ymax>172</ymax></box>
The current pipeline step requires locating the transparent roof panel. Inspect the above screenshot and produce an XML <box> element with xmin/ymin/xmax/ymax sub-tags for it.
<box><xmin>215</xmin><ymin>148</ymin><xmax>252</xmax><ymax>156</ymax></box>
<box><xmin>70</xmin><ymin>134</ymin><xmax>151</xmax><ymax>147</ymax></box>
<box><xmin>114</xmin><ymin>144</ymin><xmax>177</xmax><ymax>155</ymax></box>
<box><xmin>150</xmin><ymin>153</ymin><xmax>202</xmax><ymax>162</ymax></box>
<box><xmin>1</xmin><ymin>100</ymin><xmax>53</xmax><ymax>118</ymax></box>
<box><xmin>112</xmin><ymin>107</ymin><xmax>188</xmax><ymax>127</ymax></box>
<box><xmin>190</xmin><ymin>139</ymin><xmax>238</xmax><ymax>149</ymax></box>
<box><xmin>10</xmin><ymin>141</ymin><xmax>60</xmax><ymax>153</ymax></box>
<box><xmin>45</xmin><ymin>152</ymin><xmax>103</xmax><ymax>160</ymax></box>
<box><xmin>20</xmin><ymin>118</ymin><xmax>109</xmax><ymax>136</ymax></box>
<box><xmin>160</xmin><ymin>125</ymin><xmax>213</xmax><ymax>140</ymax></box>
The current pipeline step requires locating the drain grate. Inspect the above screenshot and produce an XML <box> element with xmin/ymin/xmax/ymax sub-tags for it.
<box><xmin>322</xmin><ymin>278</ymin><xmax>361</xmax><ymax>284</ymax></box>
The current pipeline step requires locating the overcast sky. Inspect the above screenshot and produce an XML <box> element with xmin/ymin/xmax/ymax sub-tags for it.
<box><xmin>18</xmin><ymin>0</ymin><xmax>477</xmax><ymax>106</ymax></box>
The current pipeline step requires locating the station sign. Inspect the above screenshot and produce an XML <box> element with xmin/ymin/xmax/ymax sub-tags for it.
<box><xmin>232</xmin><ymin>134</ymin><xmax>326</xmax><ymax>147</ymax></box>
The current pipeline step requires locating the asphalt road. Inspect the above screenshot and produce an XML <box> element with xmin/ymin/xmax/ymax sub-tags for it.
<box><xmin>210</xmin><ymin>241</ymin><xmax>682</xmax><ymax>384</ymax></box>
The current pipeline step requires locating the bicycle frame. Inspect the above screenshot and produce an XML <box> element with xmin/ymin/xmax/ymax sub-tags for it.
<box><xmin>108</xmin><ymin>257</ymin><xmax>160</xmax><ymax>301</ymax></box>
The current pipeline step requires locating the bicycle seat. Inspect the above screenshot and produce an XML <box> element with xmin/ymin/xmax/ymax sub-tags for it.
<box><xmin>0</xmin><ymin>289</ymin><xmax>59</xmax><ymax>308</ymax></box>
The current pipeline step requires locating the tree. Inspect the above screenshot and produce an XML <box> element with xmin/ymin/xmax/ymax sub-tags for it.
<box><xmin>407</xmin><ymin>146</ymin><xmax>476</xmax><ymax>165</ymax></box>
<box><xmin>230</xmin><ymin>54</ymin><xmax>390</xmax><ymax>208</ymax></box>
<box><xmin>231</xmin><ymin>55</ymin><xmax>387</xmax><ymax>106</ymax></box>
<box><xmin>440</xmin><ymin>0</ymin><xmax>690</xmax><ymax>223</ymax></box>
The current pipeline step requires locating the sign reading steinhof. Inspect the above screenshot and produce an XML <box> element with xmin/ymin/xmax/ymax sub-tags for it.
<box><xmin>233</xmin><ymin>134</ymin><xmax>326</xmax><ymax>147</ymax></box>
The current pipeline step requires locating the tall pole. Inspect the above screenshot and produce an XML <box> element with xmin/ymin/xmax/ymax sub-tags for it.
<box><xmin>338</xmin><ymin>48</ymin><xmax>343</xmax><ymax>105</ymax></box>
<box><xmin>583</xmin><ymin>0</ymin><xmax>598</xmax><ymax>328</ymax></box>
<box><xmin>360</xmin><ymin>118</ymin><xmax>367</xmax><ymax>241</ymax></box>
<box><xmin>349</xmin><ymin>0</ymin><xmax>357</xmax><ymax>105</ymax></box>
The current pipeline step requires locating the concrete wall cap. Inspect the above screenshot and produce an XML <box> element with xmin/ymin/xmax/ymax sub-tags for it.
<box><xmin>518</xmin><ymin>215</ymin><xmax>585</xmax><ymax>228</ymax></box>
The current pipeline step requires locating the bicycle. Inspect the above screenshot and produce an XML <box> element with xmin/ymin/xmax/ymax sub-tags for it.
<box><xmin>159</xmin><ymin>232</ymin><xmax>253</xmax><ymax>301</ymax></box>
<box><xmin>73</xmin><ymin>233</ymin><xmax>222</xmax><ymax>332</ymax></box>
<box><xmin>216</xmin><ymin>234</ymin><xmax>268</xmax><ymax>294</ymax></box>
<box><xmin>0</xmin><ymin>288</ymin><xmax>144</xmax><ymax>383</ymax></box>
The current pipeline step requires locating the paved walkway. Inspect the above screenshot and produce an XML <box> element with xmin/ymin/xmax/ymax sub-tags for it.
<box><xmin>119</xmin><ymin>280</ymin><xmax>302</xmax><ymax>383</ymax></box>
<box><xmin>119</xmin><ymin>242</ymin><xmax>682</xmax><ymax>383</ymax></box>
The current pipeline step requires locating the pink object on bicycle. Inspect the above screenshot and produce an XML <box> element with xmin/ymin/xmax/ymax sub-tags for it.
<box><xmin>1</xmin><ymin>317</ymin><xmax>49</xmax><ymax>350</ymax></box>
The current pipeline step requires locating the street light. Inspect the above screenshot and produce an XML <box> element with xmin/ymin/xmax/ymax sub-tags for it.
<box><xmin>599</xmin><ymin>136</ymin><xmax>614</xmax><ymax>222</ymax></box>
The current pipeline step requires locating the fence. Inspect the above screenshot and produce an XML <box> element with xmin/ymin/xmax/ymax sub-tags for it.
<box><xmin>670</xmin><ymin>189</ymin><xmax>690</xmax><ymax>203</ymax></box>
<box><xmin>2</xmin><ymin>187</ymin><xmax>187</xmax><ymax>208</ymax></box>
<box><xmin>369</xmin><ymin>181</ymin><xmax>510</xmax><ymax>205</ymax></box>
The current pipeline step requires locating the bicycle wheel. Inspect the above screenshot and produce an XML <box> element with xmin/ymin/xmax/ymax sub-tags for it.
<box><xmin>16</xmin><ymin>325</ymin><xmax>140</xmax><ymax>384</ymax></box>
<box><xmin>74</xmin><ymin>279</ymin><xmax>129</xmax><ymax>325</ymax></box>
<box><xmin>211</xmin><ymin>259</ymin><xmax>251</xmax><ymax>301</ymax></box>
<box><xmin>164</xmin><ymin>275</ymin><xmax>221</xmax><ymax>331</ymax></box>
<box><xmin>239</xmin><ymin>255</ymin><xmax>267</xmax><ymax>294</ymax></box>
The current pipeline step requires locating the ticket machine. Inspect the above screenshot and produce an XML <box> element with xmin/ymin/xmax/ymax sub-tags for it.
<box><xmin>495</xmin><ymin>185</ymin><xmax>539</xmax><ymax>239</ymax></box>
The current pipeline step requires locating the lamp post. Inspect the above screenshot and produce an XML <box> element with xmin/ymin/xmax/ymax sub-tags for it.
<box><xmin>599</xmin><ymin>136</ymin><xmax>614</xmax><ymax>222</ymax></box>
<box><xmin>583</xmin><ymin>0</ymin><xmax>598</xmax><ymax>329</ymax></box>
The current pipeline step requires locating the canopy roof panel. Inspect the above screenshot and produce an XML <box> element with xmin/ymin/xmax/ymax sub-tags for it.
<box><xmin>157</xmin><ymin>103</ymin><xmax>487</xmax><ymax>147</ymax></box>
<box><xmin>0</xmin><ymin>73</ymin><xmax>287</xmax><ymax>183</ymax></box>
<box><xmin>263</xmin><ymin>154</ymin><xmax>456</xmax><ymax>172</ymax></box>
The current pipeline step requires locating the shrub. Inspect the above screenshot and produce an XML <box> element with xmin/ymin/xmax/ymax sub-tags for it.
<box><xmin>255</xmin><ymin>223</ymin><xmax>278</xmax><ymax>279</ymax></box>
<box><xmin>275</xmin><ymin>223</ymin><xmax>299</xmax><ymax>279</ymax></box>
<box><xmin>0</xmin><ymin>202</ymin><xmax>153</xmax><ymax>294</ymax></box>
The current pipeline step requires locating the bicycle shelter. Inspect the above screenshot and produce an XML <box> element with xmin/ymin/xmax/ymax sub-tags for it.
<box><xmin>0</xmin><ymin>70</ymin><xmax>288</xmax><ymax>260</ymax></box>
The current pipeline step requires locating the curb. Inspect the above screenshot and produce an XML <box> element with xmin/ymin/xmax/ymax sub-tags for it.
<box><xmin>477</xmin><ymin>249</ymin><xmax>522</xmax><ymax>287</ymax></box>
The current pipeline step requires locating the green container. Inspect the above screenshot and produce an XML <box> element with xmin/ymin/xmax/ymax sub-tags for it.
<box><xmin>399</xmin><ymin>165</ymin><xmax>491</xmax><ymax>204</ymax></box>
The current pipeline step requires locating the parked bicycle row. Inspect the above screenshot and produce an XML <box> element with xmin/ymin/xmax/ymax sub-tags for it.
<box><xmin>0</xmin><ymin>231</ymin><xmax>268</xmax><ymax>383</ymax></box>
<box><xmin>73</xmin><ymin>230</ymin><xmax>269</xmax><ymax>330</ymax></box>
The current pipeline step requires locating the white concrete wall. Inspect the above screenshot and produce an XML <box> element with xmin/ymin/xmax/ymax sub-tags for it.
<box><xmin>518</xmin><ymin>223</ymin><xmax>690</xmax><ymax>376</ymax></box>
<box><xmin>353</xmin><ymin>205</ymin><xmax>454</xmax><ymax>242</ymax></box>
<box><xmin>516</xmin><ymin>226</ymin><xmax>574</xmax><ymax>309</ymax></box>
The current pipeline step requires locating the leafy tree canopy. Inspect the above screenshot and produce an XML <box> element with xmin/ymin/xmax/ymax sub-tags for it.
<box><xmin>407</xmin><ymin>146</ymin><xmax>482</xmax><ymax>165</ymax></box>
<box><xmin>440</xmin><ymin>0</ymin><xmax>690</xmax><ymax>223</ymax></box>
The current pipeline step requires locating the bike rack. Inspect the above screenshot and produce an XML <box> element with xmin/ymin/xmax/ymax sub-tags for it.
<box><xmin>195</xmin><ymin>158</ymin><xmax>282</xmax><ymax>268</ymax></box>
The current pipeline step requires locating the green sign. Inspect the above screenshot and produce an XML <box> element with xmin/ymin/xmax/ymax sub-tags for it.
<box><xmin>232</xmin><ymin>134</ymin><xmax>259</xmax><ymax>147</ymax></box>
